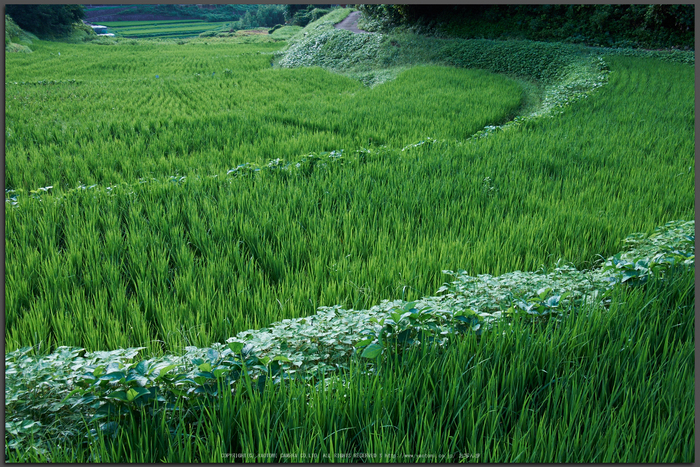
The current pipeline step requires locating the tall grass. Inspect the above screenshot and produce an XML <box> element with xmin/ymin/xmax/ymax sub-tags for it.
<box><xmin>7</xmin><ymin>270</ymin><xmax>694</xmax><ymax>462</ymax></box>
<box><xmin>5</xmin><ymin>41</ymin><xmax>521</xmax><ymax>191</ymax></box>
<box><xmin>4</xmin><ymin>18</ymin><xmax>694</xmax><ymax>462</ymax></box>
<box><xmin>5</xmin><ymin>51</ymin><xmax>693</xmax><ymax>356</ymax></box>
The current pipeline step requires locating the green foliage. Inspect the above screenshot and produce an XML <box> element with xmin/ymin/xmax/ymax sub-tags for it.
<box><xmin>284</xmin><ymin>4</ymin><xmax>338</xmax><ymax>27</ymax></box>
<box><xmin>5</xmin><ymin>14</ymin><xmax>23</xmax><ymax>44</ymax></box>
<box><xmin>255</xmin><ymin>4</ymin><xmax>285</xmax><ymax>28</ymax></box>
<box><xmin>86</xmin><ymin>4</ymin><xmax>257</xmax><ymax>23</ymax></box>
<box><xmin>359</xmin><ymin>4</ymin><xmax>695</xmax><ymax>50</ymax></box>
<box><xmin>239</xmin><ymin>10</ymin><xmax>257</xmax><ymax>29</ymax></box>
<box><xmin>6</xmin><ymin>42</ymin><xmax>32</xmax><ymax>54</ymax></box>
<box><xmin>5</xmin><ymin>40</ymin><xmax>695</xmax><ymax>362</ymax></box>
<box><xmin>5</xmin><ymin>41</ymin><xmax>521</xmax><ymax>191</ymax></box>
<box><xmin>278</xmin><ymin>11</ymin><xmax>604</xmax><ymax>86</ymax></box>
<box><xmin>3</xmin><ymin>20</ymin><xmax>696</xmax><ymax>462</ymax></box>
<box><xmin>600</xmin><ymin>220</ymin><xmax>695</xmax><ymax>286</ymax></box>
<box><xmin>5</xmin><ymin>14</ymin><xmax>36</xmax><ymax>52</ymax></box>
<box><xmin>6</xmin><ymin>263</ymin><xmax>695</xmax><ymax>462</ymax></box>
<box><xmin>435</xmin><ymin>39</ymin><xmax>588</xmax><ymax>83</ymax></box>
<box><xmin>6</xmin><ymin>4</ymin><xmax>85</xmax><ymax>38</ymax></box>
<box><xmin>270</xmin><ymin>25</ymin><xmax>303</xmax><ymax>41</ymax></box>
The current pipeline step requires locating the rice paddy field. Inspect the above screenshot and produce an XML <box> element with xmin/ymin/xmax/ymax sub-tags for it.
<box><xmin>98</xmin><ymin>20</ymin><xmax>232</xmax><ymax>39</ymax></box>
<box><xmin>4</xmin><ymin>10</ymin><xmax>695</xmax><ymax>463</ymax></box>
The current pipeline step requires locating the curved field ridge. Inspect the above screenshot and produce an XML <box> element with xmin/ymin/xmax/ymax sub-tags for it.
<box><xmin>6</xmin><ymin>219</ymin><xmax>694</xmax><ymax>415</ymax></box>
<box><xmin>5</xmin><ymin>48</ymin><xmax>522</xmax><ymax>192</ymax></box>
<box><xmin>5</xmin><ymin>53</ymin><xmax>694</xmax><ymax>358</ymax></box>
<box><xmin>277</xmin><ymin>8</ymin><xmax>615</xmax><ymax>138</ymax></box>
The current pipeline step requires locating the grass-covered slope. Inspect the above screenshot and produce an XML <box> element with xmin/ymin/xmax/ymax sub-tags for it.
<box><xmin>5</xmin><ymin>14</ymin><xmax>36</xmax><ymax>53</ymax></box>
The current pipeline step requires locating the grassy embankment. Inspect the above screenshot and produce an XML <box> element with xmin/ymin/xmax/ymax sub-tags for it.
<box><xmin>5</xmin><ymin>9</ymin><xmax>694</xmax><ymax>462</ymax></box>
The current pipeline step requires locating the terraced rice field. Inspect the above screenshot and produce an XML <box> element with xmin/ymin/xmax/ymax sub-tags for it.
<box><xmin>4</xmin><ymin>9</ymin><xmax>695</xmax><ymax>462</ymax></box>
<box><xmin>99</xmin><ymin>20</ymin><xmax>231</xmax><ymax>39</ymax></box>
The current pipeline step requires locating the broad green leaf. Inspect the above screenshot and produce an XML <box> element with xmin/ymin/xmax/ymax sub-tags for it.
<box><xmin>101</xmin><ymin>371</ymin><xmax>126</xmax><ymax>382</ymax></box>
<box><xmin>60</xmin><ymin>387</ymin><xmax>84</xmax><ymax>404</ymax></box>
<box><xmin>361</xmin><ymin>343</ymin><xmax>383</xmax><ymax>359</ymax></box>
<box><xmin>129</xmin><ymin>387</ymin><xmax>151</xmax><ymax>401</ymax></box>
<box><xmin>153</xmin><ymin>364</ymin><xmax>178</xmax><ymax>379</ymax></box>
<box><xmin>126</xmin><ymin>373</ymin><xmax>149</xmax><ymax>387</ymax></box>
<box><xmin>228</xmin><ymin>342</ymin><xmax>245</xmax><ymax>354</ymax></box>
<box><xmin>354</xmin><ymin>338</ymin><xmax>372</xmax><ymax>348</ymax></box>
<box><xmin>134</xmin><ymin>360</ymin><xmax>149</xmax><ymax>375</ymax></box>
<box><xmin>621</xmin><ymin>270</ymin><xmax>639</xmax><ymax>282</ymax></box>
<box><xmin>71</xmin><ymin>394</ymin><xmax>98</xmax><ymax>409</ymax></box>
<box><xmin>537</xmin><ymin>287</ymin><xmax>552</xmax><ymax>300</ymax></box>
<box><xmin>106</xmin><ymin>391</ymin><xmax>129</xmax><ymax>402</ymax></box>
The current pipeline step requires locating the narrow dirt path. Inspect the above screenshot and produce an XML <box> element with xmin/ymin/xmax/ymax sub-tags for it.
<box><xmin>333</xmin><ymin>11</ymin><xmax>371</xmax><ymax>34</ymax></box>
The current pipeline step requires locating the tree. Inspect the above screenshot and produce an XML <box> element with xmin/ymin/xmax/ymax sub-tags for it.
<box><xmin>240</xmin><ymin>10</ymin><xmax>258</xmax><ymax>29</ymax></box>
<box><xmin>283</xmin><ymin>5</ymin><xmax>308</xmax><ymax>24</ymax></box>
<box><xmin>256</xmin><ymin>4</ymin><xmax>285</xmax><ymax>28</ymax></box>
<box><xmin>6</xmin><ymin>4</ymin><xmax>84</xmax><ymax>37</ymax></box>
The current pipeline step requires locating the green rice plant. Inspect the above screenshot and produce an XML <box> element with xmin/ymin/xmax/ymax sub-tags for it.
<box><xmin>5</xmin><ymin>41</ymin><xmax>522</xmax><ymax>191</ymax></box>
<box><xmin>4</xmin><ymin>16</ymin><xmax>694</xmax><ymax>462</ymax></box>
<box><xmin>97</xmin><ymin>20</ymin><xmax>232</xmax><ymax>39</ymax></box>
<box><xmin>5</xmin><ymin>48</ymin><xmax>694</xmax><ymax>359</ymax></box>
<box><xmin>4</xmin><ymin>218</ymin><xmax>693</xmax><ymax>459</ymax></box>
<box><xmin>270</xmin><ymin>25</ymin><xmax>303</xmax><ymax>41</ymax></box>
<box><xmin>6</xmin><ymin>267</ymin><xmax>694</xmax><ymax>462</ymax></box>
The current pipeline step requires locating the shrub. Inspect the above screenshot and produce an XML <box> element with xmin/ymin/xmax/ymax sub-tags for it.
<box><xmin>310</xmin><ymin>8</ymin><xmax>331</xmax><ymax>22</ymax></box>
<box><xmin>5</xmin><ymin>14</ymin><xmax>23</xmax><ymax>43</ymax></box>
<box><xmin>6</xmin><ymin>4</ymin><xmax>85</xmax><ymax>38</ymax></box>
<box><xmin>5</xmin><ymin>42</ymin><xmax>32</xmax><ymax>53</ymax></box>
<box><xmin>256</xmin><ymin>5</ymin><xmax>285</xmax><ymax>28</ymax></box>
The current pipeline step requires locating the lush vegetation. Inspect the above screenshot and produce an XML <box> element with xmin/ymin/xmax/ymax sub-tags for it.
<box><xmin>284</xmin><ymin>4</ymin><xmax>337</xmax><ymax>27</ymax></box>
<box><xmin>6</xmin><ymin>259</ymin><xmax>696</xmax><ymax>462</ymax></box>
<box><xmin>84</xmin><ymin>4</ymin><xmax>291</xmax><ymax>28</ymax></box>
<box><xmin>5</xmin><ymin>36</ymin><xmax>523</xmax><ymax>192</ymax></box>
<box><xmin>84</xmin><ymin>4</ymin><xmax>261</xmax><ymax>24</ymax></box>
<box><xmin>4</xmin><ymin>10</ymin><xmax>695</xmax><ymax>463</ymax></box>
<box><xmin>358</xmin><ymin>4</ymin><xmax>695</xmax><ymax>50</ymax></box>
<box><xmin>5</xmin><ymin>14</ymin><xmax>36</xmax><ymax>53</ymax></box>
<box><xmin>5</xmin><ymin>4</ymin><xmax>85</xmax><ymax>38</ymax></box>
<box><xmin>99</xmin><ymin>20</ymin><xmax>232</xmax><ymax>39</ymax></box>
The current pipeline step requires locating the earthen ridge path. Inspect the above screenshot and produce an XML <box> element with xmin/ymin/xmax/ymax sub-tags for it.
<box><xmin>333</xmin><ymin>11</ymin><xmax>371</xmax><ymax>34</ymax></box>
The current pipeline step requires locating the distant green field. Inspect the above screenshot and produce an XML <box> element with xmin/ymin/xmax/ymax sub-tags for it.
<box><xmin>99</xmin><ymin>20</ymin><xmax>232</xmax><ymax>38</ymax></box>
<box><xmin>100</xmin><ymin>20</ymin><xmax>207</xmax><ymax>27</ymax></box>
